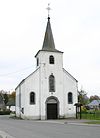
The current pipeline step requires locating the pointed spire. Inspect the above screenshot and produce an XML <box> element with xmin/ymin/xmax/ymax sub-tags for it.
<box><xmin>42</xmin><ymin>17</ymin><xmax>56</xmax><ymax>51</ymax></box>
<box><xmin>37</xmin><ymin>4</ymin><xmax>63</xmax><ymax>54</ymax></box>
<box><xmin>35</xmin><ymin>6</ymin><xmax>63</xmax><ymax>58</ymax></box>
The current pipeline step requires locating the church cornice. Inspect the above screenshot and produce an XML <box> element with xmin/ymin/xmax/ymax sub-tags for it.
<box><xmin>35</xmin><ymin>50</ymin><xmax>63</xmax><ymax>57</ymax></box>
<box><xmin>15</xmin><ymin>67</ymin><xmax>40</xmax><ymax>90</ymax></box>
<box><xmin>63</xmin><ymin>68</ymin><xmax>78</xmax><ymax>82</ymax></box>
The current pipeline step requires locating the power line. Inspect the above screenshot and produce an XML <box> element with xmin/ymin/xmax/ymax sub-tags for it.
<box><xmin>0</xmin><ymin>65</ymin><xmax>34</xmax><ymax>77</ymax></box>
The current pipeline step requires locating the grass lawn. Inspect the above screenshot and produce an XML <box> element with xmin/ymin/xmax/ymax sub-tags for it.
<box><xmin>81</xmin><ymin>111</ymin><xmax>100</xmax><ymax>120</ymax></box>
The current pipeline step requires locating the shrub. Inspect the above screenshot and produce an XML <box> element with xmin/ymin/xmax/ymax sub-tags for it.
<box><xmin>0</xmin><ymin>110</ymin><xmax>11</xmax><ymax>115</ymax></box>
<box><xmin>81</xmin><ymin>106</ymin><xmax>87</xmax><ymax>112</ymax></box>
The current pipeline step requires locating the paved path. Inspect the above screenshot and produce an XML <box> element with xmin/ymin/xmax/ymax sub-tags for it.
<box><xmin>43</xmin><ymin>119</ymin><xmax>100</xmax><ymax>127</ymax></box>
<box><xmin>0</xmin><ymin>115</ymin><xmax>100</xmax><ymax>138</ymax></box>
<box><xmin>0</xmin><ymin>130</ymin><xmax>14</xmax><ymax>138</ymax></box>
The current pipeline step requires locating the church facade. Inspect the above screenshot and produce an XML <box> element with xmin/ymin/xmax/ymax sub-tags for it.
<box><xmin>15</xmin><ymin>17</ymin><xmax>78</xmax><ymax>120</ymax></box>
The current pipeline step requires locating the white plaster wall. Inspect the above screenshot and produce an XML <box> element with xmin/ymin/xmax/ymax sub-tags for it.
<box><xmin>16</xmin><ymin>68</ymin><xmax>40</xmax><ymax>119</ymax></box>
<box><xmin>22</xmin><ymin>68</ymin><xmax>40</xmax><ymax>119</ymax></box>
<box><xmin>63</xmin><ymin>69</ymin><xmax>78</xmax><ymax>117</ymax></box>
<box><xmin>36</xmin><ymin>51</ymin><xmax>64</xmax><ymax>119</ymax></box>
<box><xmin>16</xmin><ymin>87</ymin><xmax>20</xmax><ymax>117</ymax></box>
<box><xmin>16</xmin><ymin>50</ymin><xmax>78</xmax><ymax>120</ymax></box>
<box><xmin>16</xmin><ymin>80</ymin><xmax>25</xmax><ymax>117</ymax></box>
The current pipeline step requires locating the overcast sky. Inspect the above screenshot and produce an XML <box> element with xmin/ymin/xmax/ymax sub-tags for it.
<box><xmin>0</xmin><ymin>0</ymin><xmax>100</xmax><ymax>97</ymax></box>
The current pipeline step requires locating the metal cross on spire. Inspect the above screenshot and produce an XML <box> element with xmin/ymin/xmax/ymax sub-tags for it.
<box><xmin>46</xmin><ymin>3</ymin><xmax>51</xmax><ymax>18</ymax></box>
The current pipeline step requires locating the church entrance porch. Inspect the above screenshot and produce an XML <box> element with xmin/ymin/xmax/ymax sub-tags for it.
<box><xmin>46</xmin><ymin>96</ymin><xmax>59</xmax><ymax>119</ymax></box>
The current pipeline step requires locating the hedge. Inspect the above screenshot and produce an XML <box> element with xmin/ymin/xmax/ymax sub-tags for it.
<box><xmin>0</xmin><ymin>110</ymin><xmax>11</xmax><ymax>115</ymax></box>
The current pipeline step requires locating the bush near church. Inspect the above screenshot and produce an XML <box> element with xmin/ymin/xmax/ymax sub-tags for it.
<box><xmin>0</xmin><ymin>110</ymin><xmax>11</xmax><ymax>115</ymax></box>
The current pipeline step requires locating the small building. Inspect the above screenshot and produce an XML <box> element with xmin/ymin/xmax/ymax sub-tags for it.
<box><xmin>88</xmin><ymin>100</ymin><xmax>100</xmax><ymax>110</ymax></box>
<box><xmin>15</xmin><ymin>16</ymin><xmax>78</xmax><ymax>120</ymax></box>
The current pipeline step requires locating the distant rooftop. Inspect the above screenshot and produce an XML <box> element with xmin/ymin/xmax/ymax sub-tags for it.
<box><xmin>88</xmin><ymin>100</ymin><xmax>100</xmax><ymax>106</ymax></box>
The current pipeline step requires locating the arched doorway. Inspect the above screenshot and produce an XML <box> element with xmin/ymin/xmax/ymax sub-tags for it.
<box><xmin>46</xmin><ymin>96</ymin><xmax>59</xmax><ymax>119</ymax></box>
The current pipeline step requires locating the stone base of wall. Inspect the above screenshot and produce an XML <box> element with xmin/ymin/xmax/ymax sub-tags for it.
<box><xmin>16</xmin><ymin>113</ymin><xmax>76</xmax><ymax>120</ymax></box>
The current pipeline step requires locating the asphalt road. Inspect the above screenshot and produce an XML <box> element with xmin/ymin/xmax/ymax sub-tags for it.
<box><xmin>0</xmin><ymin>115</ymin><xmax>100</xmax><ymax>138</ymax></box>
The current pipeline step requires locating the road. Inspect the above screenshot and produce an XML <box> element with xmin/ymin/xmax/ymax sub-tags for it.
<box><xmin>0</xmin><ymin>115</ymin><xmax>100</xmax><ymax>138</ymax></box>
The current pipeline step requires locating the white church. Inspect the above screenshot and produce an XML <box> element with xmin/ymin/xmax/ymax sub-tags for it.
<box><xmin>15</xmin><ymin>16</ymin><xmax>78</xmax><ymax>120</ymax></box>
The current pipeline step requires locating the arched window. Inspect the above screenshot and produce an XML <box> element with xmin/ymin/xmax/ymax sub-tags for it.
<box><xmin>30</xmin><ymin>92</ymin><xmax>35</xmax><ymax>104</ymax></box>
<box><xmin>49</xmin><ymin>74</ymin><xmax>55</xmax><ymax>92</ymax></box>
<box><xmin>68</xmin><ymin>92</ymin><xmax>73</xmax><ymax>104</ymax></box>
<box><xmin>49</xmin><ymin>55</ymin><xmax>54</xmax><ymax>64</ymax></box>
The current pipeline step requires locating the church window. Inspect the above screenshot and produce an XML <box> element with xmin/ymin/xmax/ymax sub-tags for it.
<box><xmin>37</xmin><ymin>58</ymin><xmax>39</xmax><ymax>66</ymax></box>
<box><xmin>30</xmin><ymin>92</ymin><xmax>35</xmax><ymax>104</ymax></box>
<box><xmin>49</xmin><ymin>55</ymin><xmax>54</xmax><ymax>64</ymax></box>
<box><xmin>68</xmin><ymin>92</ymin><xmax>73</xmax><ymax>104</ymax></box>
<box><xmin>49</xmin><ymin>74</ymin><xmax>55</xmax><ymax>92</ymax></box>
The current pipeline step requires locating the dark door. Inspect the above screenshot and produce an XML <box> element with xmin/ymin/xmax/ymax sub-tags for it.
<box><xmin>47</xmin><ymin>103</ymin><xmax>58</xmax><ymax>119</ymax></box>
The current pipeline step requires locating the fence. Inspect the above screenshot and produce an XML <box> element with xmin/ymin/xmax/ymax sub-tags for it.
<box><xmin>80</xmin><ymin>111</ymin><xmax>100</xmax><ymax>120</ymax></box>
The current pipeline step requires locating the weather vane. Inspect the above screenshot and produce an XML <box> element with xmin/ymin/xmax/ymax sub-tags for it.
<box><xmin>46</xmin><ymin>3</ymin><xmax>51</xmax><ymax>18</ymax></box>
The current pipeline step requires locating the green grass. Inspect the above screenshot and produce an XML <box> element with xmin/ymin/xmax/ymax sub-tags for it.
<box><xmin>81</xmin><ymin>111</ymin><xmax>100</xmax><ymax>120</ymax></box>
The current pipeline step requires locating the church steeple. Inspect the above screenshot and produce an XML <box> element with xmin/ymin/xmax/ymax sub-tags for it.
<box><xmin>35</xmin><ymin>6</ymin><xmax>63</xmax><ymax>57</ymax></box>
<box><xmin>42</xmin><ymin>17</ymin><xmax>56</xmax><ymax>51</ymax></box>
<box><xmin>42</xmin><ymin>4</ymin><xmax>61</xmax><ymax>52</ymax></box>
<box><xmin>42</xmin><ymin>16</ymin><xmax>63</xmax><ymax>53</ymax></box>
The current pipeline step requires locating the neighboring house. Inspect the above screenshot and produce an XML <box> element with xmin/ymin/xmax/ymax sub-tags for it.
<box><xmin>15</xmin><ymin>16</ymin><xmax>78</xmax><ymax>120</ymax></box>
<box><xmin>0</xmin><ymin>93</ymin><xmax>5</xmax><ymax>110</ymax></box>
<box><xmin>88</xmin><ymin>100</ymin><xmax>100</xmax><ymax>110</ymax></box>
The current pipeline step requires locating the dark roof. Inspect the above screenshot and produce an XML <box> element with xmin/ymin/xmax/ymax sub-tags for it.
<box><xmin>35</xmin><ymin>17</ymin><xmax>63</xmax><ymax>57</ymax></box>
<box><xmin>42</xmin><ymin>17</ymin><xmax>56</xmax><ymax>51</ymax></box>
